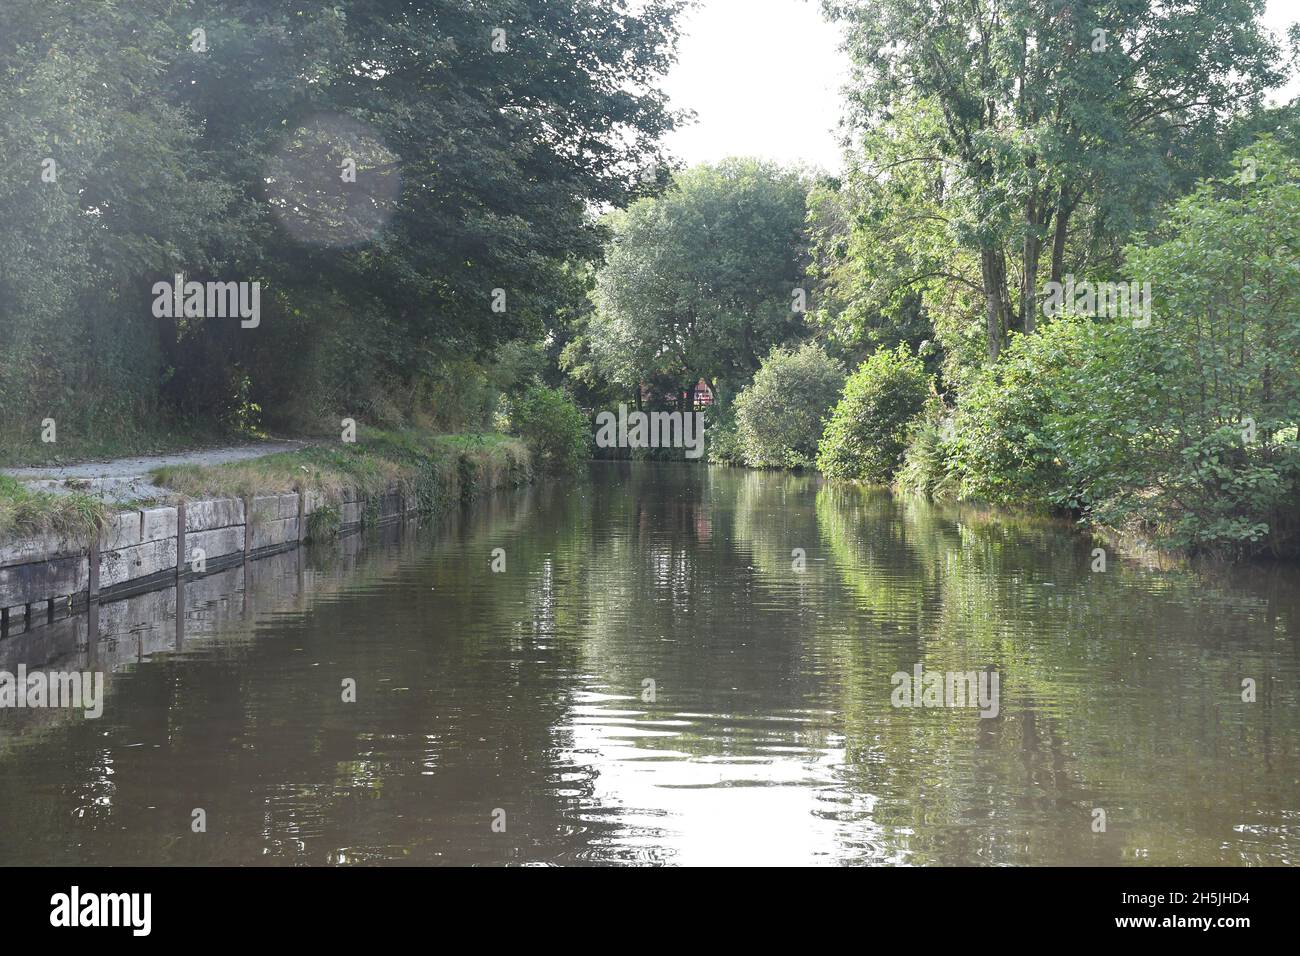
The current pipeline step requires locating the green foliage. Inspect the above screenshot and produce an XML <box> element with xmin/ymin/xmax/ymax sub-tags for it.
<box><xmin>0</xmin><ymin>475</ymin><xmax>109</xmax><ymax>541</ymax></box>
<box><xmin>150</xmin><ymin>429</ymin><xmax>530</xmax><ymax>519</ymax></box>
<box><xmin>590</xmin><ymin>158</ymin><xmax>813</xmax><ymax>398</ymax></box>
<box><xmin>705</xmin><ymin>404</ymin><xmax>746</xmax><ymax>466</ymax></box>
<box><xmin>1064</xmin><ymin>138</ymin><xmax>1300</xmax><ymax>556</ymax></box>
<box><xmin>817</xmin><ymin>345</ymin><xmax>932</xmax><ymax>482</ymax></box>
<box><xmin>941</xmin><ymin>137</ymin><xmax>1300</xmax><ymax>557</ymax></box>
<box><xmin>306</xmin><ymin>503</ymin><xmax>342</xmax><ymax>541</ymax></box>
<box><xmin>818</xmin><ymin>0</ymin><xmax>1286</xmax><ymax>365</ymax></box>
<box><xmin>896</xmin><ymin>413</ymin><xmax>956</xmax><ymax>500</ymax></box>
<box><xmin>507</xmin><ymin>387</ymin><xmax>589</xmax><ymax>476</ymax></box>
<box><xmin>733</xmin><ymin>343</ymin><xmax>844</xmax><ymax>468</ymax></box>
<box><xmin>945</xmin><ymin>324</ymin><xmax>1083</xmax><ymax>508</ymax></box>
<box><xmin>0</xmin><ymin>0</ymin><xmax>687</xmax><ymax>449</ymax></box>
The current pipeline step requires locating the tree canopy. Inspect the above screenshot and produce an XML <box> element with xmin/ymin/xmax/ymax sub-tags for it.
<box><xmin>817</xmin><ymin>0</ymin><xmax>1287</xmax><ymax>362</ymax></box>
<box><xmin>587</xmin><ymin>158</ymin><xmax>813</xmax><ymax>403</ymax></box>
<box><xmin>0</xmin><ymin>0</ymin><xmax>689</xmax><ymax>447</ymax></box>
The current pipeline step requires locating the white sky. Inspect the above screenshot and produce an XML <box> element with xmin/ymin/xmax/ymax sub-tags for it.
<box><xmin>660</xmin><ymin>0</ymin><xmax>850</xmax><ymax>173</ymax></box>
<box><xmin>1264</xmin><ymin>0</ymin><xmax>1300</xmax><ymax>103</ymax></box>
<box><xmin>660</xmin><ymin>0</ymin><xmax>1300</xmax><ymax>174</ymax></box>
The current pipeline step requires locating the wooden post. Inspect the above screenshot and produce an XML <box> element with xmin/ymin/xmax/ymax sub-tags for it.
<box><xmin>87</xmin><ymin>524</ymin><xmax>101</xmax><ymax>603</ymax></box>
<box><xmin>1</xmin><ymin>607</ymin><xmax>8</xmax><ymax>639</ymax></box>
<box><xmin>297</xmin><ymin>489</ymin><xmax>306</xmax><ymax>543</ymax></box>
<box><xmin>87</xmin><ymin>598</ymin><xmax>99</xmax><ymax>667</ymax></box>
<box><xmin>24</xmin><ymin>603</ymin><xmax>31</xmax><ymax>630</ymax></box>
<box><xmin>47</xmin><ymin>597</ymin><xmax>55</xmax><ymax>626</ymax></box>
<box><xmin>175</xmin><ymin>574</ymin><xmax>185</xmax><ymax>651</ymax></box>
<box><xmin>176</xmin><ymin>501</ymin><xmax>187</xmax><ymax>579</ymax></box>
<box><xmin>243</xmin><ymin>496</ymin><xmax>252</xmax><ymax>560</ymax></box>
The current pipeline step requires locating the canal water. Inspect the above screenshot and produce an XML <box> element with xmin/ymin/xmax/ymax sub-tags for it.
<box><xmin>1</xmin><ymin>463</ymin><xmax>1297</xmax><ymax>865</ymax></box>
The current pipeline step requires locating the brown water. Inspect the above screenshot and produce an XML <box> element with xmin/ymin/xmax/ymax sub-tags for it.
<box><xmin>1</xmin><ymin>463</ymin><xmax>1297</xmax><ymax>865</ymax></box>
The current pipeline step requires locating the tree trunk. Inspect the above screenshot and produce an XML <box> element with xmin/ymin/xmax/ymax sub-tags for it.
<box><xmin>1022</xmin><ymin>197</ymin><xmax>1042</xmax><ymax>334</ymax></box>
<box><xmin>741</xmin><ymin>315</ymin><xmax>757</xmax><ymax>374</ymax></box>
<box><xmin>980</xmin><ymin>248</ymin><xmax>1010</xmax><ymax>361</ymax></box>
<box><xmin>1049</xmin><ymin>190</ymin><xmax>1075</xmax><ymax>285</ymax></box>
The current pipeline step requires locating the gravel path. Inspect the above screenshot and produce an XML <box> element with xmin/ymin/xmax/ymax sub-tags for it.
<box><xmin>2</xmin><ymin>439</ymin><xmax>311</xmax><ymax>503</ymax></box>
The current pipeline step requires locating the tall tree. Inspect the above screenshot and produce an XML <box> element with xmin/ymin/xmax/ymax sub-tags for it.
<box><xmin>0</xmin><ymin>0</ymin><xmax>690</xmax><ymax>442</ymax></box>
<box><xmin>589</xmin><ymin>158</ymin><xmax>812</xmax><ymax>402</ymax></box>
<box><xmin>822</xmin><ymin>0</ymin><xmax>1287</xmax><ymax>360</ymax></box>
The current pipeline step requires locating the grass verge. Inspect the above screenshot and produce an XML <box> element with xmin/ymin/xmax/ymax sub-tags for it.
<box><xmin>0</xmin><ymin>475</ymin><xmax>111</xmax><ymax>542</ymax></box>
<box><xmin>0</xmin><ymin>420</ymin><xmax>244</xmax><ymax>468</ymax></box>
<box><xmin>149</xmin><ymin>429</ymin><xmax>532</xmax><ymax>529</ymax></box>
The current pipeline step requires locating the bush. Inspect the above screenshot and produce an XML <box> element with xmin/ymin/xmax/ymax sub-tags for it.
<box><xmin>507</xmin><ymin>386</ymin><xmax>589</xmax><ymax>475</ymax></box>
<box><xmin>944</xmin><ymin>325</ymin><xmax>1083</xmax><ymax>509</ymax></box>
<box><xmin>706</xmin><ymin>403</ymin><xmax>746</xmax><ymax>465</ymax></box>
<box><xmin>817</xmin><ymin>344</ymin><xmax>932</xmax><ymax>482</ymax></box>
<box><xmin>896</xmin><ymin>412</ymin><xmax>957</xmax><ymax>499</ymax></box>
<box><xmin>1045</xmin><ymin>141</ymin><xmax>1300</xmax><ymax>556</ymax></box>
<box><xmin>1090</xmin><ymin>139</ymin><xmax>1300</xmax><ymax>557</ymax></box>
<box><xmin>733</xmin><ymin>343</ymin><xmax>845</xmax><ymax>468</ymax></box>
<box><xmin>940</xmin><ymin>138</ymin><xmax>1300</xmax><ymax>557</ymax></box>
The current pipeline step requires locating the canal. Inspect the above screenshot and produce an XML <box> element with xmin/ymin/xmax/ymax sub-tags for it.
<box><xmin>1</xmin><ymin>463</ymin><xmax>1297</xmax><ymax>865</ymax></box>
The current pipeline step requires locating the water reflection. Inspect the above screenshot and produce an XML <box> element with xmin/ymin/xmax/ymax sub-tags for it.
<box><xmin>0</xmin><ymin>464</ymin><xmax>1296</xmax><ymax>865</ymax></box>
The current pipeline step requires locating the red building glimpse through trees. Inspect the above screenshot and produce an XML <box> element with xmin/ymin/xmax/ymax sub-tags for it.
<box><xmin>639</xmin><ymin>379</ymin><xmax>713</xmax><ymax>409</ymax></box>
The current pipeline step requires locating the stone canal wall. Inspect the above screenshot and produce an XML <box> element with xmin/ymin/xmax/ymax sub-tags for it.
<box><xmin>0</xmin><ymin>486</ymin><xmax>412</xmax><ymax>636</ymax></box>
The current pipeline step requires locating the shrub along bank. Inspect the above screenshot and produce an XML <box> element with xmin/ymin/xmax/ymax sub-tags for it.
<box><xmin>720</xmin><ymin>141</ymin><xmax>1300</xmax><ymax>562</ymax></box>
